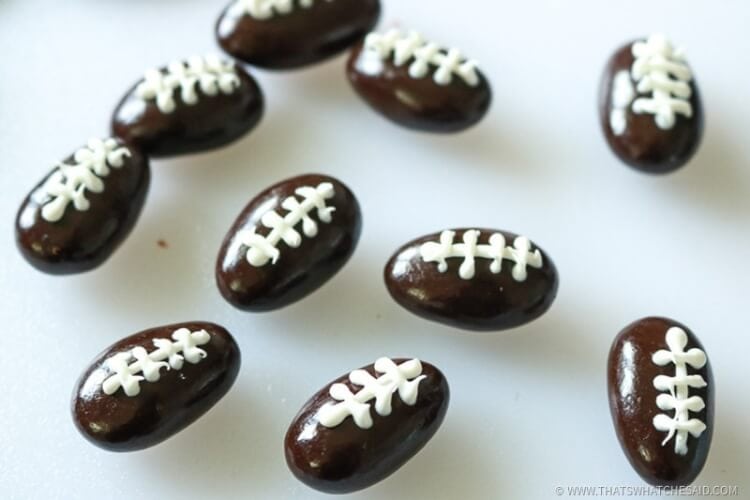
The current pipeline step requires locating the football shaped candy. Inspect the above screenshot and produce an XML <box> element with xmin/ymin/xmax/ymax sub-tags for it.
<box><xmin>285</xmin><ymin>357</ymin><xmax>449</xmax><ymax>494</ymax></box>
<box><xmin>216</xmin><ymin>0</ymin><xmax>381</xmax><ymax>69</ymax></box>
<box><xmin>72</xmin><ymin>321</ymin><xmax>241</xmax><ymax>452</ymax></box>
<box><xmin>599</xmin><ymin>34</ymin><xmax>703</xmax><ymax>174</ymax></box>
<box><xmin>216</xmin><ymin>174</ymin><xmax>362</xmax><ymax>311</ymax></box>
<box><xmin>112</xmin><ymin>55</ymin><xmax>264</xmax><ymax>158</ymax></box>
<box><xmin>608</xmin><ymin>317</ymin><xmax>714</xmax><ymax>486</ymax></box>
<box><xmin>385</xmin><ymin>229</ymin><xmax>558</xmax><ymax>331</ymax></box>
<box><xmin>347</xmin><ymin>29</ymin><xmax>492</xmax><ymax>132</ymax></box>
<box><xmin>16</xmin><ymin>138</ymin><xmax>149</xmax><ymax>275</ymax></box>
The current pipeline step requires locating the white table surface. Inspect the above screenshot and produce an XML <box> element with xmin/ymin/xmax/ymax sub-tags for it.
<box><xmin>1</xmin><ymin>1</ymin><xmax>749</xmax><ymax>499</ymax></box>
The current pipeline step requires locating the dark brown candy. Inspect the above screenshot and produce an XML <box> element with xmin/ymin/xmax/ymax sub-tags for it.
<box><xmin>385</xmin><ymin>229</ymin><xmax>558</xmax><ymax>331</ymax></box>
<box><xmin>216</xmin><ymin>174</ymin><xmax>361</xmax><ymax>311</ymax></box>
<box><xmin>216</xmin><ymin>0</ymin><xmax>381</xmax><ymax>69</ymax></box>
<box><xmin>599</xmin><ymin>34</ymin><xmax>703</xmax><ymax>174</ymax></box>
<box><xmin>285</xmin><ymin>357</ymin><xmax>448</xmax><ymax>494</ymax></box>
<box><xmin>111</xmin><ymin>55</ymin><xmax>264</xmax><ymax>158</ymax></box>
<box><xmin>72</xmin><ymin>321</ymin><xmax>241</xmax><ymax>452</ymax></box>
<box><xmin>15</xmin><ymin>138</ymin><xmax>149</xmax><ymax>275</ymax></box>
<box><xmin>608</xmin><ymin>317</ymin><xmax>714</xmax><ymax>486</ymax></box>
<box><xmin>347</xmin><ymin>29</ymin><xmax>492</xmax><ymax>133</ymax></box>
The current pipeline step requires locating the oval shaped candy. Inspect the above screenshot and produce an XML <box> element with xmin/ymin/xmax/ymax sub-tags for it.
<box><xmin>72</xmin><ymin>321</ymin><xmax>241</xmax><ymax>452</ymax></box>
<box><xmin>16</xmin><ymin>138</ymin><xmax>149</xmax><ymax>275</ymax></box>
<box><xmin>599</xmin><ymin>34</ymin><xmax>703</xmax><ymax>174</ymax></box>
<box><xmin>385</xmin><ymin>229</ymin><xmax>558</xmax><ymax>331</ymax></box>
<box><xmin>112</xmin><ymin>55</ymin><xmax>264</xmax><ymax>158</ymax></box>
<box><xmin>285</xmin><ymin>357</ymin><xmax>449</xmax><ymax>494</ymax></box>
<box><xmin>347</xmin><ymin>29</ymin><xmax>492</xmax><ymax>133</ymax></box>
<box><xmin>608</xmin><ymin>317</ymin><xmax>714</xmax><ymax>486</ymax></box>
<box><xmin>216</xmin><ymin>174</ymin><xmax>361</xmax><ymax>311</ymax></box>
<box><xmin>216</xmin><ymin>0</ymin><xmax>381</xmax><ymax>69</ymax></box>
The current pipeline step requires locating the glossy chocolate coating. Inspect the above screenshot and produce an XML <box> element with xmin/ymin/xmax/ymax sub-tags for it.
<box><xmin>285</xmin><ymin>359</ymin><xmax>449</xmax><ymax>494</ymax></box>
<box><xmin>111</xmin><ymin>62</ymin><xmax>264</xmax><ymax>158</ymax></box>
<box><xmin>347</xmin><ymin>42</ymin><xmax>492</xmax><ymax>133</ymax></box>
<box><xmin>599</xmin><ymin>40</ymin><xmax>703</xmax><ymax>174</ymax></box>
<box><xmin>385</xmin><ymin>229</ymin><xmax>558</xmax><ymax>331</ymax></box>
<box><xmin>72</xmin><ymin>321</ymin><xmax>240</xmax><ymax>452</ymax></box>
<box><xmin>15</xmin><ymin>141</ymin><xmax>149</xmax><ymax>275</ymax></box>
<box><xmin>216</xmin><ymin>174</ymin><xmax>361</xmax><ymax>311</ymax></box>
<box><xmin>608</xmin><ymin>317</ymin><xmax>713</xmax><ymax>486</ymax></box>
<box><xmin>216</xmin><ymin>0</ymin><xmax>381</xmax><ymax>69</ymax></box>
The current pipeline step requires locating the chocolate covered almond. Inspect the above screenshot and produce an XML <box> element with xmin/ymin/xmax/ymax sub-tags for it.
<box><xmin>72</xmin><ymin>322</ymin><xmax>240</xmax><ymax>452</ymax></box>
<box><xmin>216</xmin><ymin>174</ymin><xmax>361</xmax><ymax>311</ymax></box>
<box><xmin>599</xmin><ymin>34</ymin><xmax>703</xmax><ymax>174</ymax></box>
<box><xmin>347</xmin><ymin>29</ymin><xmax>492</xmax><ymax>133</ymax></box>
<box><xmin>608</xmin><ymin>317</ymin><xmax>714</xmax><ymax>486</ymax></box>
<box><xmin>216</xmin><ymin>0</ymin><xmax>380</xmax><ymax>69</ymax></box>
<box><xmin>16</xmin><ymin>138</ymin><xmax>149</xmax><ymax>275</ymax></box>
<box><xmin>112</xmin><ymin>55</ymin><xmax>264</xmax><ymax>157</ymax></box>
<box><xmin>385</xmin><ymin>229</ymin><xmax>558</xmax><ymax>331</ymax></box>
<box><xmin>285</xmin><ymin>357</ymin><xmax>449</xmax><ymax>494</ymax></box>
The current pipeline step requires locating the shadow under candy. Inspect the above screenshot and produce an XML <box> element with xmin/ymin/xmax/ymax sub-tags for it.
<box><xmin>362</xmin><ymin>422</ymin><xmax>505</xmax><ymax>500</ymax></box>
<box><xmin>134</xmin><ymin>379</ymin><xmax>284</xmax><ymax>497</ymax></box>
<box><xmin>663</xmin><ymin>123</ymin><xmax>750</xmax><ymax>223</ymax></box>
<box><xmin>692</xmin><ymin>404</ymin><xmax>748</xmax><ymax>491</ymax></box>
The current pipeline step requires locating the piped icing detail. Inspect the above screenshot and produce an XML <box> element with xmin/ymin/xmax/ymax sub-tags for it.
<box><xmin>652</xmin><ymin>327</ymin><xmax>707</xmax><ymax>455</ymax></box>
<box><xmin>102</xmin><ymin>329</ymin><xmax>211</xmax><ymax>397</ymax></box>
<box><xmin>228</xmin><ymin>0</ymin><xmax>332</xmax><ymax>20</ymax></box>
<box><xmin>420</xmin><ymin>230</ymin><xmax>543</xmax><ymax>281</ymax></box>
<box><xmin>136</xmin><ymin>55</ymin><xmax>240</xmax><ymax>114</ymax></box>
<box><xmin>317</xmin><ymin>358</ymin><xmax>426</xmax><ymax>429</ymax></box>
<box><xmin>363</xmin><ymin>29</ymin><xmax>480</xmax><ymax>87</ymax></box>
<box><xmin>609</xmin><ymin>70</ymin><xmax>636</xmax><ymax>135</ymax></box>
<box><xmin>610</xmin><ymin>34</ymin><xmax>693</xmax><ymax>134</ymax></box>
<box><xmin>238</xmin><ymin>182</ymin><xmax>336</xmax><ymax>267</ymax></box>
<box><xmin>37</xmin><ymin>138</ymin><xmax>131</xmax><ymax>223</ymax></box>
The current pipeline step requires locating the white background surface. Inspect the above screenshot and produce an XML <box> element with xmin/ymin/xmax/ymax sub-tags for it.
<box><xmin>1</xmin><ymin>1</ymin><xmax>749</xmax><ymax>499</ymax></box>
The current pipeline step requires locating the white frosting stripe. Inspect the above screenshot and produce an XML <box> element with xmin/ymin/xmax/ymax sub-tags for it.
<box><xmin>420</xmin><ymin>230</ymin><xmax>543</xmax><ymax>281</ymax></box>
<box><xmin>101</xmin><ymin>329</ymin><xmax>211</xmax><ymax>397</ymax></box>
<box><xmin>317</xmin><ymin>358</ymin><xmax>426</xmax><ymax>429</ymax></box>
<box><xmin>136</xmin><ymin>55</ymin><xmax>240</xmax><ymax>114</ymax></box>
<box><xmin>238</xmin><ymin>182</ymin><xmax>336</xmax><ymax>267</ymax></box>
<box><xmin>229</xmin><ymin>0</ymin><xmax>332</xmax><ymax>20</ymax></box>
<box><xmin>651</xmin><ymin>327</ymin><xmax>708</xmax><ymax>455</ymax></box>
<box><xmin>364</xmin><ymin>29</ymin><xmax>480</xmax><ymax>87</ymax></box>
<box><xmin>38</xmin><ymin>138</ymin><xmax>130</xmax><ymax>223</ymax></box>
<box><xmin>609</xmin><ymin>71</ymin><xmax>636</xmax><ymax>135</ymax></box>
<box><xmin>610</xmin><ymin>34</ymin><xmax>693</xmax><ymax>134</ymax></box>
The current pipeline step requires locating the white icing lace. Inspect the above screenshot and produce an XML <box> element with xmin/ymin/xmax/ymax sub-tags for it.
<box><xmin>101</xmin><ymin>329</ymin><xmax>211</xmax><ymax>397</ymax></box>
<box><xmin>238</xmin><ymin>183</ymin><xmax>336</xmax><ymax>267</ymax></box>
<box><xmin>37</xmin><ymin>138</ymin><xmax>130</xmax><ymax>223</ymax></box>
<box><xmin>652</xmin><ymin>327</ymin><xmax>708</xmax><ymax>455</ymax></box>
<box><xmin>363</xmin><ymin>29</ymin><xmax>480</xmax><ymax>87</ymax></box>
<box><xmin>420</xmin><ymin>230</ymin><xmax>543</xmax><ymax>281</ymax></box>
<box><xmin>136</xmin><ymin>55</ymin><xmax>240</xmax><ymax>114</ymax></box>
<box><xmin>317</xmin><ymin>358</ymin><xmax>426</xmax><ymax>429</ymax></box>
<box><xmin>228</xmin><ymin>0</ymin><xmax>333</xmax><ymax>20</ymax></box>
<box><xmin>612</xmin><ymin>34</ymin><xmax>693</xmax><ymax>133</ymax></box>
